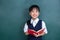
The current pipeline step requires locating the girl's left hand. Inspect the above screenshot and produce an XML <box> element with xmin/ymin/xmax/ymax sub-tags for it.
<box><xmin>33</xmin><ymin>33</ymin><xmax>39</xmax><ymax>37</ymax></box>
<box><xmin>37</xmin><ymin>32</ymin><xmax>45</xmax><ymax>37</ymax></box>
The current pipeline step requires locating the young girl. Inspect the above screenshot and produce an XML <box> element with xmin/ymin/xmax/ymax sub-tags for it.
<box><xmin>24</xmin><ymin>5</ymin><xmax>48</xmax><ymax>40</ymax></box>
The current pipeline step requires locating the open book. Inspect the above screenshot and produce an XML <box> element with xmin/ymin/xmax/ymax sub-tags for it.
<box><xmin>28</xmin><ymin>28</ymin><xmax>45</xmax><ymax>36</ymax></box>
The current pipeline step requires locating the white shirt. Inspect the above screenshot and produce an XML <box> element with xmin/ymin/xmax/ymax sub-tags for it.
<box><xmin>24</xmin><ymin>18</ymin><xmax>48</xmax><ymax>34</ymax></box>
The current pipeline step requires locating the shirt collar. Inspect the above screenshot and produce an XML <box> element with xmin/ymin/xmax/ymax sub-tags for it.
<box><xmin>30</xmin><ymin>18</ymin><xmax>39</xmax><ymax>24</ymax></box>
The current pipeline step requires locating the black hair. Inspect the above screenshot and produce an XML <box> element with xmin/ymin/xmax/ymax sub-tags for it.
<box><xmin>29</xmin><ymin>5</ymin><xmax>40</xmax><ymax>12</ymax></box>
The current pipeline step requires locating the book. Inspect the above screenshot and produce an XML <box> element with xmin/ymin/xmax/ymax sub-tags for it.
<box><xmin>37</xmin><ymin>28</ymin><xmax>45</xmax><ymax>35</ymax></box>
<box><xmin>28</xmin><ymin>29</ymin><xmax>37</xmax><ymax>36</ymax></box>
<box><xmin>28</xmin><ymin>28</ymin><xmax>45</xmax><ymax>36</ymax></box>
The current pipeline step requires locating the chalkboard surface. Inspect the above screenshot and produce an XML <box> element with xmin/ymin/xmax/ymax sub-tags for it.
<box><xmin>0</xmin><ymin>0</ymin><xmax>60</xmax><ymax>40</ymax></box>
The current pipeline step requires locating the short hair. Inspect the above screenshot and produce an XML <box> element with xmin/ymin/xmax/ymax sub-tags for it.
<box><xmin>29</xmin><ymin>5</ymin><xmax>40</xmax><ymax>12</ymax></box>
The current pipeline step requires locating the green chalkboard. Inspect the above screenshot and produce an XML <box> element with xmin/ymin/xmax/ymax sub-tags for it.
<box><xmin>0</xmin><ymin>0</ymin><xmax>60</xmax><ymax>40</ymax></box>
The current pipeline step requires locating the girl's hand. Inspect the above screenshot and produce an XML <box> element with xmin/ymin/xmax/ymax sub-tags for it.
<box><xmin>33</xmin><ymin>33</ymin><xmax>38</xmax><ymax>37</ymax></box>
<box><xmin>25</xmin><ymin>32</ymin><xmax>29</xmax><ymax>35</ymax></box>
<box><xmin>37</xmin><ymin>32</ymin><xmax>45</xmax><ymax>37</ymax></box>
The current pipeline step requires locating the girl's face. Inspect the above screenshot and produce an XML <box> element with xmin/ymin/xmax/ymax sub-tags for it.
<box><xmin>29</xmin><ymin>8</ymin><xmax>39</xmax><ymax>19</ymax></box>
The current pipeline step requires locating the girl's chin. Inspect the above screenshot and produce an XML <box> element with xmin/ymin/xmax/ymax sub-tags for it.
<box><xmin>32</xmin><ymin>17</ymin><xmax>37</xmax><ymax>19</ymax></box>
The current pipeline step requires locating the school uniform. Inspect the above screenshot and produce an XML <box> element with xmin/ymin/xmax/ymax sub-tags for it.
<box><xmin>24</xmin><ymin>18</ymin><xmax>48</xmax><ymax>40</ymax></box>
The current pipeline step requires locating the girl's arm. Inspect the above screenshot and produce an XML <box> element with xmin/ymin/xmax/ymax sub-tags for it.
<box><xmin>24</xmin><ymin>32</ymin><xmax>29</xmax><ymax>35</ymax></box>
<box><xmin>24</xmin><ymin>23</ymin><xmax>29</xmax><ymax>35</ymax></box>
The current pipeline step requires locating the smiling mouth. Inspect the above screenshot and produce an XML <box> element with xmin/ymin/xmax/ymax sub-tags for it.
<box><xmin>33</xmin><ymin>15</ymin><xmax>37</xmax><ymax>17</ymax></box>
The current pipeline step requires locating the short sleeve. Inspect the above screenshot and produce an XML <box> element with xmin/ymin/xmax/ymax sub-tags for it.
<box><xmin>42</xmin><ymin>21</ymin><xmax>48</xmax><ymax>34</ymax></box>
<box><xmin>23</xmin><ymin>23</ymin><xmax>28</xmax><ymax>32</ymax></box>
